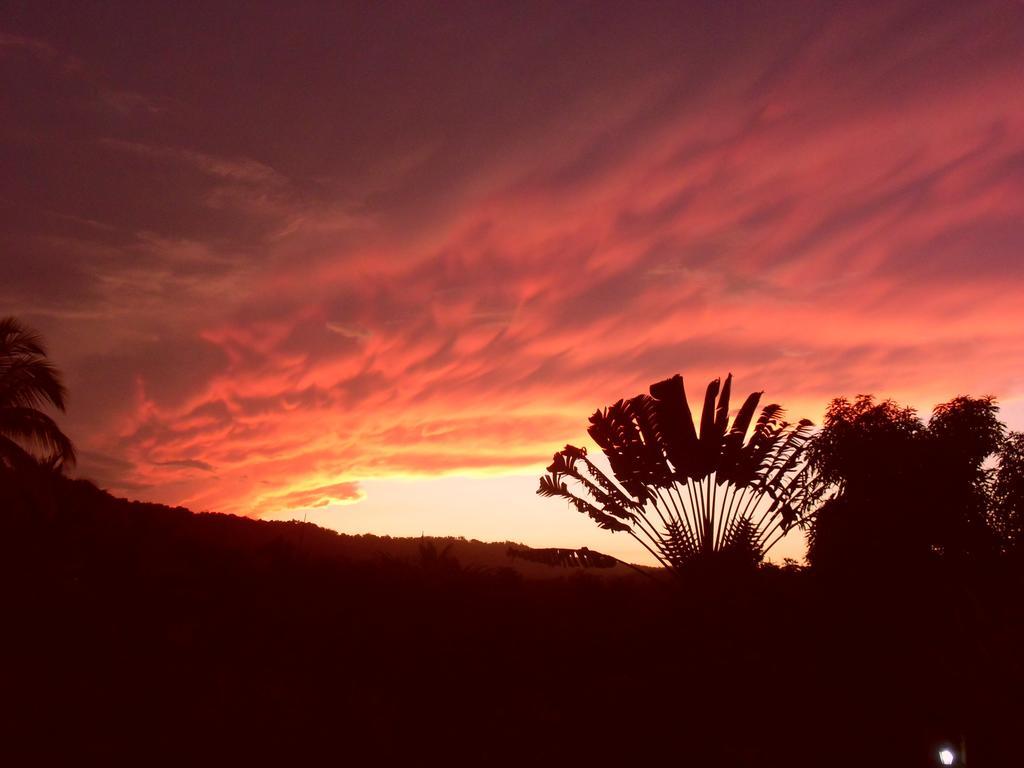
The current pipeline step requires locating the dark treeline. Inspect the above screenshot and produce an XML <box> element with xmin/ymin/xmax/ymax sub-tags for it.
<box><xmin>2</xmin><ymin>465</ymin><xmax>1022</xmax><ymax>766</ymax></box>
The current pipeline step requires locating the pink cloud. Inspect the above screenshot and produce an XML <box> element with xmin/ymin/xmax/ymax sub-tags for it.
<box><xmin>2</xmin><ymin>1</ymin><xmax>1022</xmax><ymax>535</ymax></box>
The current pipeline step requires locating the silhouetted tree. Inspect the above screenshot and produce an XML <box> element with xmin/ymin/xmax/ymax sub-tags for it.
<box><xmin>537</xmin><ymin>373</ymin><xmax>819</xmax><ymax>574</ymax></box>
<box><xmin>0</xmin><ymin>317</ymin><xmax>75</xmax><ymax>470</ymax></box>
<box><xmin>926</xmin><ymin>395</ymin><xmax>1003</xmax><ymax>560</ymax></box>
<box><xmin>991</xmin><ymin>431</ymin><xmax>1024</xmax><ymax>556</ymax></box>
<box><xmin>807</xmin><ymin>394</ymin><xmax>1004</xmax><ymax>570</ymax></box>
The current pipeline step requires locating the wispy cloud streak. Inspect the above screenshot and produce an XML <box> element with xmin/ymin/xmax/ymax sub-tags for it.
<box><xmin>1</xmin><ymin>1</ymin><xmax>1022</xmax><ymax>529</ymax></box>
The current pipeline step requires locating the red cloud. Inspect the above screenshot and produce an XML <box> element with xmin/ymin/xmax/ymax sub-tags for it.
<box><xmin>2</xmin><ymin>2</ymin><xmax>1022</xmax><ymax>542</ymax></box>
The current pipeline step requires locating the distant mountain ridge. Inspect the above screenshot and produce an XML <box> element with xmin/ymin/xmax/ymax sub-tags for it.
<box><xmin>3</xmin><ymin>470</ymin><xmax>645</xmax><ymax>579</ymax></box>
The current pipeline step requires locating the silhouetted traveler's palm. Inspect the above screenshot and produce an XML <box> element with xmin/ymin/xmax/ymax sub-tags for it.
<box><xmin>0</xmin><ymin>317</ymin><xmax>75</xmax><ymax>469</ymax></box>
<box><xmin>538</xmin><ymin>373</ymin><xmax>820</xmax><ymax>574</ymax></box>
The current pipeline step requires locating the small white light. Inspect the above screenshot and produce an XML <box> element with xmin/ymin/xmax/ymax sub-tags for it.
<box><xmin>938</xmin><ymin>748</ymin><xmax>955</xmax><ymax>766</ymax></box>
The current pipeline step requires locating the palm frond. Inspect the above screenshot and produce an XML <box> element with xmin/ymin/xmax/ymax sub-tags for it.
<box><xmin>625</xmin><ymin>394</ymin><xmax>674</xmax><ymax>488</ymax></box>
<box><xmin>0</xmin><ymin>317</ymin><xmax>48</xmax><ymax>359</ymax></box>
<box><xmin>697</xmin><ymin>377</ymin><xmax>722</xmax><ymax>478</ymax></box>
<box><xmin>714</xmin><ymin>373</ymin><xmax>733</xmax><ymax>436</ymax></box>
<box><xmin>0</xmin><ymin>356</ymin><xmax>68</xmax><ymax>411</ymax></box>
<box><xmin>717</xmin><ymin>390</ymin><xmax>763</xmax><ymax>485</ymax></box>
<box><xmin>0</xmin><ymin>406</ymin><xmax>76</xmax><ymax>467</ymax></box>
<box><xmin>0</xmin><ymin>434</ymin><xmax>40</xmax><ymax>470</ymax></box>
<box><xmin>732</xmin><ymin>406</ymin><xmax>786</xmax><ymax>488</ymax></box>
<box><xmin>649</xmin><ymin>374</ymin><xmax>699</xmax><ymax>480</ymax></box>
<box><xmin>570</xmin><ymin>447</ymin><xmax>644</xmax><ymax>512</ymax></box>
<box><xmin>0</xmin><ymin>318</ymin><xmax>75</xmax><ymax>469</ymax></box>
<box><xmin>761</xmin><ymin>419</ymin><xmax>815</xmax><ymax>492</ymax></box>
<box><xmin>551</xmin><ymin>448</ymin><xmax>638</xmax><ymax>523</ymax></box>
<box><xmin>587</xmin><ymin>405</ymin><xmax>649</xmax><ymax>503</ymax></box>
<box><xmin>536</xmin><ymin>473</ymin><xmax>631</xmax><ymax>532</ymax></box>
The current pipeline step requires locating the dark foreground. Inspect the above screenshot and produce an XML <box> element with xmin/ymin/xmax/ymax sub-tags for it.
<box><xmin>2</xmin><ymin>474</ymin><xmax>1022</xmax><ymax>765</ymax></box>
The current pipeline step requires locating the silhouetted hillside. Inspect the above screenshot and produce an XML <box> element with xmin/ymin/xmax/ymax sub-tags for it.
<box><xmin>3</xmin><ymin>468</ymin><xmax>1022</xmax><ymax>765</ymax></box>
<box><xmin>3</xmin><ymin>471</ymin><xmax>648</xmax><ymax>579</ymax></box>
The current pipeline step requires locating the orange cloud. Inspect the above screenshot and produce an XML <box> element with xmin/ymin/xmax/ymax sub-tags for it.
<box><xmin>2</xmin><ymin>2</ymin><xmax>1022</xmax><ymax>545</ymax></box>
<box><xmin>257</xmin><ymin>481</ymin><xmax>365</xmax><ymax>512</ymax></box>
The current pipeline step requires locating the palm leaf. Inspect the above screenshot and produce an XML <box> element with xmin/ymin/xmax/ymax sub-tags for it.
<box><xmin>649</xmin><ymin>374</ymin><xmax>699</xmax><ymax>480</ymax></box>
<box><xmin>697</xmin><ymin>377</ymin><xmax>722</xmax><ymax>478</ymax></box>
<box><xmin>717</xmin><ymin>390</ymin><xmax>763</xmax><ymax>485</ymax></box>
<box><xmin>0</xmin><ymin>318</ymin><xmax>48</xmax><ymax>359</ymax></box>
<box><xmin>0</xmin><ymin>317</ymin><xmax>74</xmax><ymax>468</ymax></box>
<box><xmin>761</xmin><ymin>419</ymin><xmax>815</xmax><ymax>492</ymax></box>
<box><xmin>714</xmin><ymin>373</ymin><xmax>733</xmax><ymax>437</ymax></box>
<box><xmin>0</xmin><ymin>356</ymin><xmax>68</xmax><ymax>411</ymax></box>
<box><xmin>588</xmin><ymin>405</ymin><xmax>651</xmax><ymax>502</ymax></box>
<box><xmin>625</xmin><ymin>394</ymin><xmax>674</xmax><ymax>488</ymax></box>
<box><xmin>0</xmin><ymin>406</ymin><xmax>76</xmax><ymax>467</ymax></box>
<box><xmin>536</xmin><ymin>473</ymin><xmax>631</xmax><ymax>532</ymax></box>
<box><xmin>569</xmin><ymin>447</ymin><xmax>644</xmax><ymax>511</ymax></box>
<box><xmin>552</xmin><ymin>448</ymin><xmax>638</xmax><ymax>523</ymax></box>
<box><xmin>732</xmin><ymin>405</ymin><xmax>785</xmax><ymax>487</ymax></box>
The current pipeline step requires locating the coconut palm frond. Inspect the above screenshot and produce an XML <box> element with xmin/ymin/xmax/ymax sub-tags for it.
<box><xmin>0</xmin><ymin>356</ymin><xmax>68</xmax><ymax>412</ymax></box>
<box><xmin>0</xmin><ymin>406</ymin><xmax>76</xmax><ymax>468</ymax></box>
<box><xmin>0</xmin><ymin>317</ymin><xmax>48</xmax><ymax>359</ymax></box>
<box><xmin>0</xmin><ymin>435</ymin><xmax>40</xmax><ymax>471</ymax></box>
<box><xmin>0</xmin><ymin>317</ymin><xmax>75</xmax><ymax>469</ymax></box>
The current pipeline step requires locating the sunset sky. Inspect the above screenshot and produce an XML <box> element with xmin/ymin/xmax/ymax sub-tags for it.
<box><xmin>3</xmin><ymin>1</ymin><xmax>1023</xmax><ymax>563</ymax></box>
